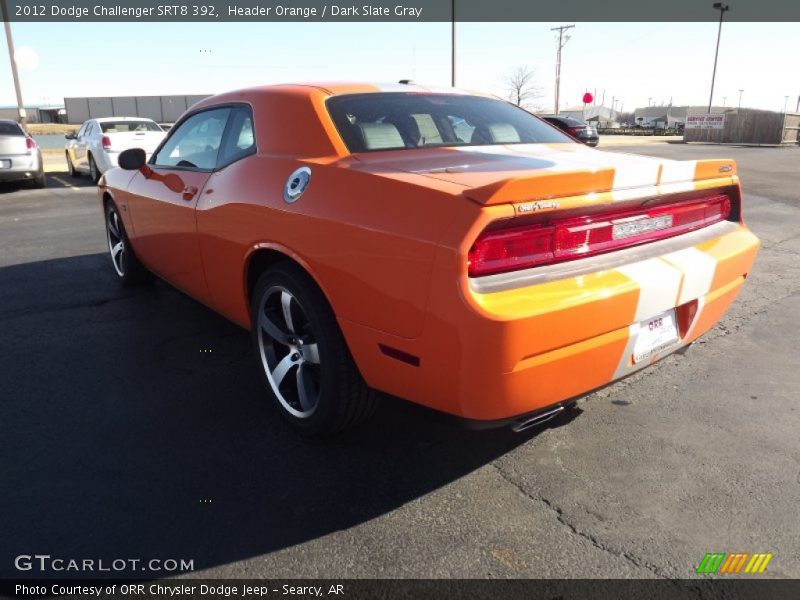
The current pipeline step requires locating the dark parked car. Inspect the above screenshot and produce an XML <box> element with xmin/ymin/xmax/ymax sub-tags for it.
<box><xmin>542</xmin><ymin>116</ymin><xmax>599</xmax><ymax>147</ymax></box>
<box><xmin>0</xmin><ymin>119</ymin><xmax>44</xmax><ymax>188</ymax></box>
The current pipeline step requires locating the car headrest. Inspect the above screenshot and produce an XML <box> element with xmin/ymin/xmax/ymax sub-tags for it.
<box><xmin>488</xmin><ymin>123</ymin><xmax>521</xmax><ymax>143</ymax></box>
<box><xmin>471</xmin><ymin>123</ymin><xmax>521</xmax><ymax>145</ymax></box>
<box><xmin>358</xmin><ymin>122</ymin><xmax>404</xmax><ymax>150</ymax></box>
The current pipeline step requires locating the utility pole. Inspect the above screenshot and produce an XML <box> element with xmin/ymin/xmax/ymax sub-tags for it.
<box><xmin>708</xmin><ymin>2</ymin><xmax>730</xmax><ymax>113</ymax></box>
<box><xmin>551</xmin><ymin>24</ymin><xmax>574</xmax><ymax>115</ymax></box>
<box><xmin>2</xmin><ymin>0</ymin><xmax>27</xmax><ymax>126</ymax></box>
<box><xmin>738</xmin><ymin>89</ymin><xmax>744</xmax><ymax>109</ymax></box>
<box><xmin>450</xmin><ymin>0</ymin><xmax>456</xmax><ymax>87</ymax></box>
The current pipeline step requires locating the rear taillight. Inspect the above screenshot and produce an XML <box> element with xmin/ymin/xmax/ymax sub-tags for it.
<box><xmin>25</xmin><ymin>137</ymin><xmax>36</xmax><ymax>154</ymax></box>
<box><xmin>468</xmin><ymin>194</ymin><xmax>732</xmax><ymax>278</ymax></box>
<box><xmin>567</xmin><ymin>126</ymin><xmax>583</xmax><ymax>137</ymax></box>
<box><xmin>102</xmin><ymin>135</ymin><xmax>112</xmax><ymax>150</ymax></box>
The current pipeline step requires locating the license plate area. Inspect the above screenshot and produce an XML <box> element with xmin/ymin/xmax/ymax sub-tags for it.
<box><xmin>633</xmin><ymin>309</ymin><xmax>680</xmax><ymax>364</ymax></box>
<box><xmin>0</xmin><ymin>159</ymin><xmax>11</xmax><ymax>169</ymax></box>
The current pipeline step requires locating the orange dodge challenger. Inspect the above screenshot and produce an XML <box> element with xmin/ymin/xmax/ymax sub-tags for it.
<box><xmin>98</xmin><ymin>82</ymin><xmax>759</xmax><ymax>435</ymax></box>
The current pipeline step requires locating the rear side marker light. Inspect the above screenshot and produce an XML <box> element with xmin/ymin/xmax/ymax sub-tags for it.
<box><xmin>468</xmin><ymin>194</ymin><xmax>732</xmax><ymax>277</ymax></box>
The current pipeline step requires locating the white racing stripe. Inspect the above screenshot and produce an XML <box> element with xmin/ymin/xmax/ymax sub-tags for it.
<box><xmin>610</xmin><ymin>155</ymin><xmax>662</xmax><ymax>201</ymax></box>
<box><xmin>616</xmin><ymin>258</ymin><xmax>683</xmax><ymax>321</ymax></box>
<box><xmin>661</xmin><ymin>247</ymin><xmax>717</xmax><ymax>304</ymax></box>
<box><xmin>611</xmin><ymin>245</ymin><xmax>717</xmax><ymax>379</ymax></box>
<box><xmin>658</xmin><ymin>159</ymin><xmax>697</xmax><ymax>194</ymax></box>
<box><xmin>611</xmin><ymin>257</ymin><xmax>683</xmax><ymax>378</ymax></box>
<box><xmin>612</xmin><ymin>323</ymin><xmax>641</xmax><ymax>380</ymax></box>
<box><xmin>659</xmin><ymin>159</ymin><xmax>697</xmax><ymax>184</ymax></box>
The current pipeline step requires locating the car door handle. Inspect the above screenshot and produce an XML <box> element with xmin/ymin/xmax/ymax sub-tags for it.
<box><xmin>182</xmin><ymin>186</ymin><xmax>198</xmax><ymax>201</ymax></box>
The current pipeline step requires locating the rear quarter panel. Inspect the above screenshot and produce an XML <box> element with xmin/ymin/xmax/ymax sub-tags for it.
<box><xmin>196</xmin><ymin>153</ymin><xmax>463</xmax><ymax>338</ymax></box>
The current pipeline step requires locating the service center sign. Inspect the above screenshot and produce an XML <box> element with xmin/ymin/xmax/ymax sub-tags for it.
<box><xmin>686</xmin><ymin>114</ymin><xmax>726</xmax><ymax>130</ymax></box>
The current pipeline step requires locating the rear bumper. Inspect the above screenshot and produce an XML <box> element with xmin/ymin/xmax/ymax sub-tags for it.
<box><xmin>0</xmin><ymin>153</ymin><xmax>42</xmax><ymax>182</ymax></box>
<box><xmin>342</xmin><ymin>220</ymin><xmax>759</xmax><ymax>422</ymax></box>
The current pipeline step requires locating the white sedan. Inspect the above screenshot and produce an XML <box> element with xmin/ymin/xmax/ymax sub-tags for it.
<box><xmin>65</xmin><ymin>117</ymin><xmax>166</xmax><ymax>183</ymax></box>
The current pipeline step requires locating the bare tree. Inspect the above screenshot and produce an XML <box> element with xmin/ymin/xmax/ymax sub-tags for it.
<box><xmin>504</xmin><ymin>66</ymin><xmax>544</xmax><ymax>111</ymax></box>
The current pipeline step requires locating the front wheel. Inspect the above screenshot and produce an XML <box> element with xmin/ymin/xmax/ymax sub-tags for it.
<box><xmin>66</xmin><ymin>153</ymin><xmax>80</xmax><ymax>178</ymax></box>
<box><xmin>250</xmin><ymin>263</ymin><xmax>376</xmax><ymax>436</ymax></box>
<box><xmin>104</xmin><ymin>201</ymin><xmax>150</xmax><ymax>285</ymax></box>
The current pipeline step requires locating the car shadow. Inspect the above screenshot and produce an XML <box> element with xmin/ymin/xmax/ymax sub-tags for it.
<box><xmin>44</xmin><ymin>170</ymin><xmax>96</xmax><ymax>189</ymax></box>
<box><xmin>0</xmin><ymin>171</ymin><xmax>93</xmax><ymax>194</ymax></box>
<box><xmin>0</xmin><ymin>253</ymin><xmax>582</xmax><ymax>578</ymax></box>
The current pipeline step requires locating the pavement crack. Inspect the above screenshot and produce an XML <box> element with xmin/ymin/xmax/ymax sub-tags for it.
<box><xmin>492</xmin><ymin>463</ymin><xmax>671</xmax><ymax>579</ymax></box>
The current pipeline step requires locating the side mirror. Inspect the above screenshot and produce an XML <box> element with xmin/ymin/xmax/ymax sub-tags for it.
<box><xmin>65</xmin><ymin>132</ymin><xmax>76</xmax><ymax>140</ymax></box>
<box><xmin>118</xmin><ymin>148</ymin><xmax>147</xmax><ymax>170</ymax></box>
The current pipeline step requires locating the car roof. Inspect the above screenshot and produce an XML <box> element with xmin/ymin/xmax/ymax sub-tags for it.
<box><xmin>208</xmin><ymin>81</ymin><xmax>495</xmax><ymax>99</ymax></box>
<box><xmin>92</xmin><ymin>117</ymin><xmax>156</xmax><ymax>122</ymax></box>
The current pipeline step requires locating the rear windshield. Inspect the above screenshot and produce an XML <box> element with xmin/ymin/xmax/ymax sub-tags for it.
<box><xmin>99</xmin><ymin>120</ymin><xmax>162</xmax><ymax>133</ymax></box>
<box><xmin>0</xmin><ymin>122</ymin><xmax>24</xmax><ymax>136</ymax></box>
<box><xmin>327</xmin><ymin>93</ymin><xmax>573</xmax><ymax>152</ymax></box>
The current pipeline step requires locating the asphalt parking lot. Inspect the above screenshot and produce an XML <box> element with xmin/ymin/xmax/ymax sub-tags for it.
<box><xmin>2</xmin><ymin>144</ymin><xmax>799</xmax><ymax>580</ymax></box>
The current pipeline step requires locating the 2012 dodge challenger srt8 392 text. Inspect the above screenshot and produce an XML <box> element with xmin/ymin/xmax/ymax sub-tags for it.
<box><xmin>98</xmin><ymin>82</ymin><xmax>759</xmax><ymax>435</ymax></box>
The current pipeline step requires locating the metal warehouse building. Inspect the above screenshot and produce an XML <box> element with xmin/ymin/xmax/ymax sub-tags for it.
<box><xmin>64</xmin><ymin>95</ymin><xmax>211</xmax><ymax>124</ymax></box>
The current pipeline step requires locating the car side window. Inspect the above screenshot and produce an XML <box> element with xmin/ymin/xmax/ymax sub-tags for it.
<box><xmin>152</xmin><ymin>108</ymin><xmax>231</xmax><ymax>170</ymax></box>
<box><xmin>217</xmin><ymin>106</ymin><xmax>256</xmax><ymax>168</ymax></box>
<box><xmin>85</xmin><ymin>122</ymin><xmax>95</xmax><ymax>138</ymax></box>
<box><xmin>77</xmin><ymin>123</ymin><xmax>87</xmax><ymax>139</ymax></box>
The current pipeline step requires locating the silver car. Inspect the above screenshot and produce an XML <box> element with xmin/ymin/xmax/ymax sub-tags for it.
<box><xmin>0</xmin><ymin>119</ymin><xmax>45</xmax><ymax>188</ymax></box>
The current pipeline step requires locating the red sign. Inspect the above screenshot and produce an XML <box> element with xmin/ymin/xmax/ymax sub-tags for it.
<box><xmin>582</xmin><ymin>92</ymin><xmax>594</xmax><ymax>104</ymax></box>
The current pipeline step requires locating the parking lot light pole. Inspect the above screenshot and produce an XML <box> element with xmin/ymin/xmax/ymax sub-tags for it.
<box><xmin>738</xmin><ymin>89</ymin><xmax>744</xmax><ymax>109</ymax></box>
<box><xmin>2</xmin><ymin>0</ymin><xmax>27</xmax><ymax>126</ymax></box>
<box><xmin>707</xmin><ymin>2</ymin><xmax>730</xmax><ymax>113</ymax></box>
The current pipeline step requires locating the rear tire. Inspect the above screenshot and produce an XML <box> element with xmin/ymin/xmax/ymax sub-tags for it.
<box><xmin>89</xmin><ymin>154</ymin><xmax>100</xmax><ymax>184</ymax></box>
<box><xmin>104</xmin><ymin>200</ymin><xmax>151</xmax><ymax>286</ymax></box>
<box><xmin>250</xmin><ymin>262</ymin><xmax>376</xmax><ymax>436</ymax></box>
<box><xmin>30</xmin><ymin>172</ymin><xmax>45</xmax><ymax>188</ymax></box>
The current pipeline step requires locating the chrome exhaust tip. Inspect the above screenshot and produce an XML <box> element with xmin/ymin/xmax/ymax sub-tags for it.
<box><xmin>511</xmin><ymin>405</ymin><xmax>565</xmax><ymax>433</ymax></box>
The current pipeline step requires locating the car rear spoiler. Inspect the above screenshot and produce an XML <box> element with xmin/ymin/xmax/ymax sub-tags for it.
<box><xmin>461</xmin><ymin>159</ymin><xmax>737</xmax><ymax>206</ymax></box>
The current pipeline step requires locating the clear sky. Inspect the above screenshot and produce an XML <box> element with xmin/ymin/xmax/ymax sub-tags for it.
<box><xmin>1</xmin><ymin>21</ymin><xmax>798</xmax><ymax>113</ymax></box>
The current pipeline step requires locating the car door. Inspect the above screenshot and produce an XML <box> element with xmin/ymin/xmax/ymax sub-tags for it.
<box><xmin>68</xmin><ymin>122</ymin><xmax>87</xmax><ymax>170</ymax></box>
<box><xmin>125</xmin><ymin>107</ymin><xmax>231</xmax><ymax>302</ymax></box>
<box><xmin>76</xmin><ymin>121</ymin><xmax>95</xmax><ymax>170</ymax></box>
